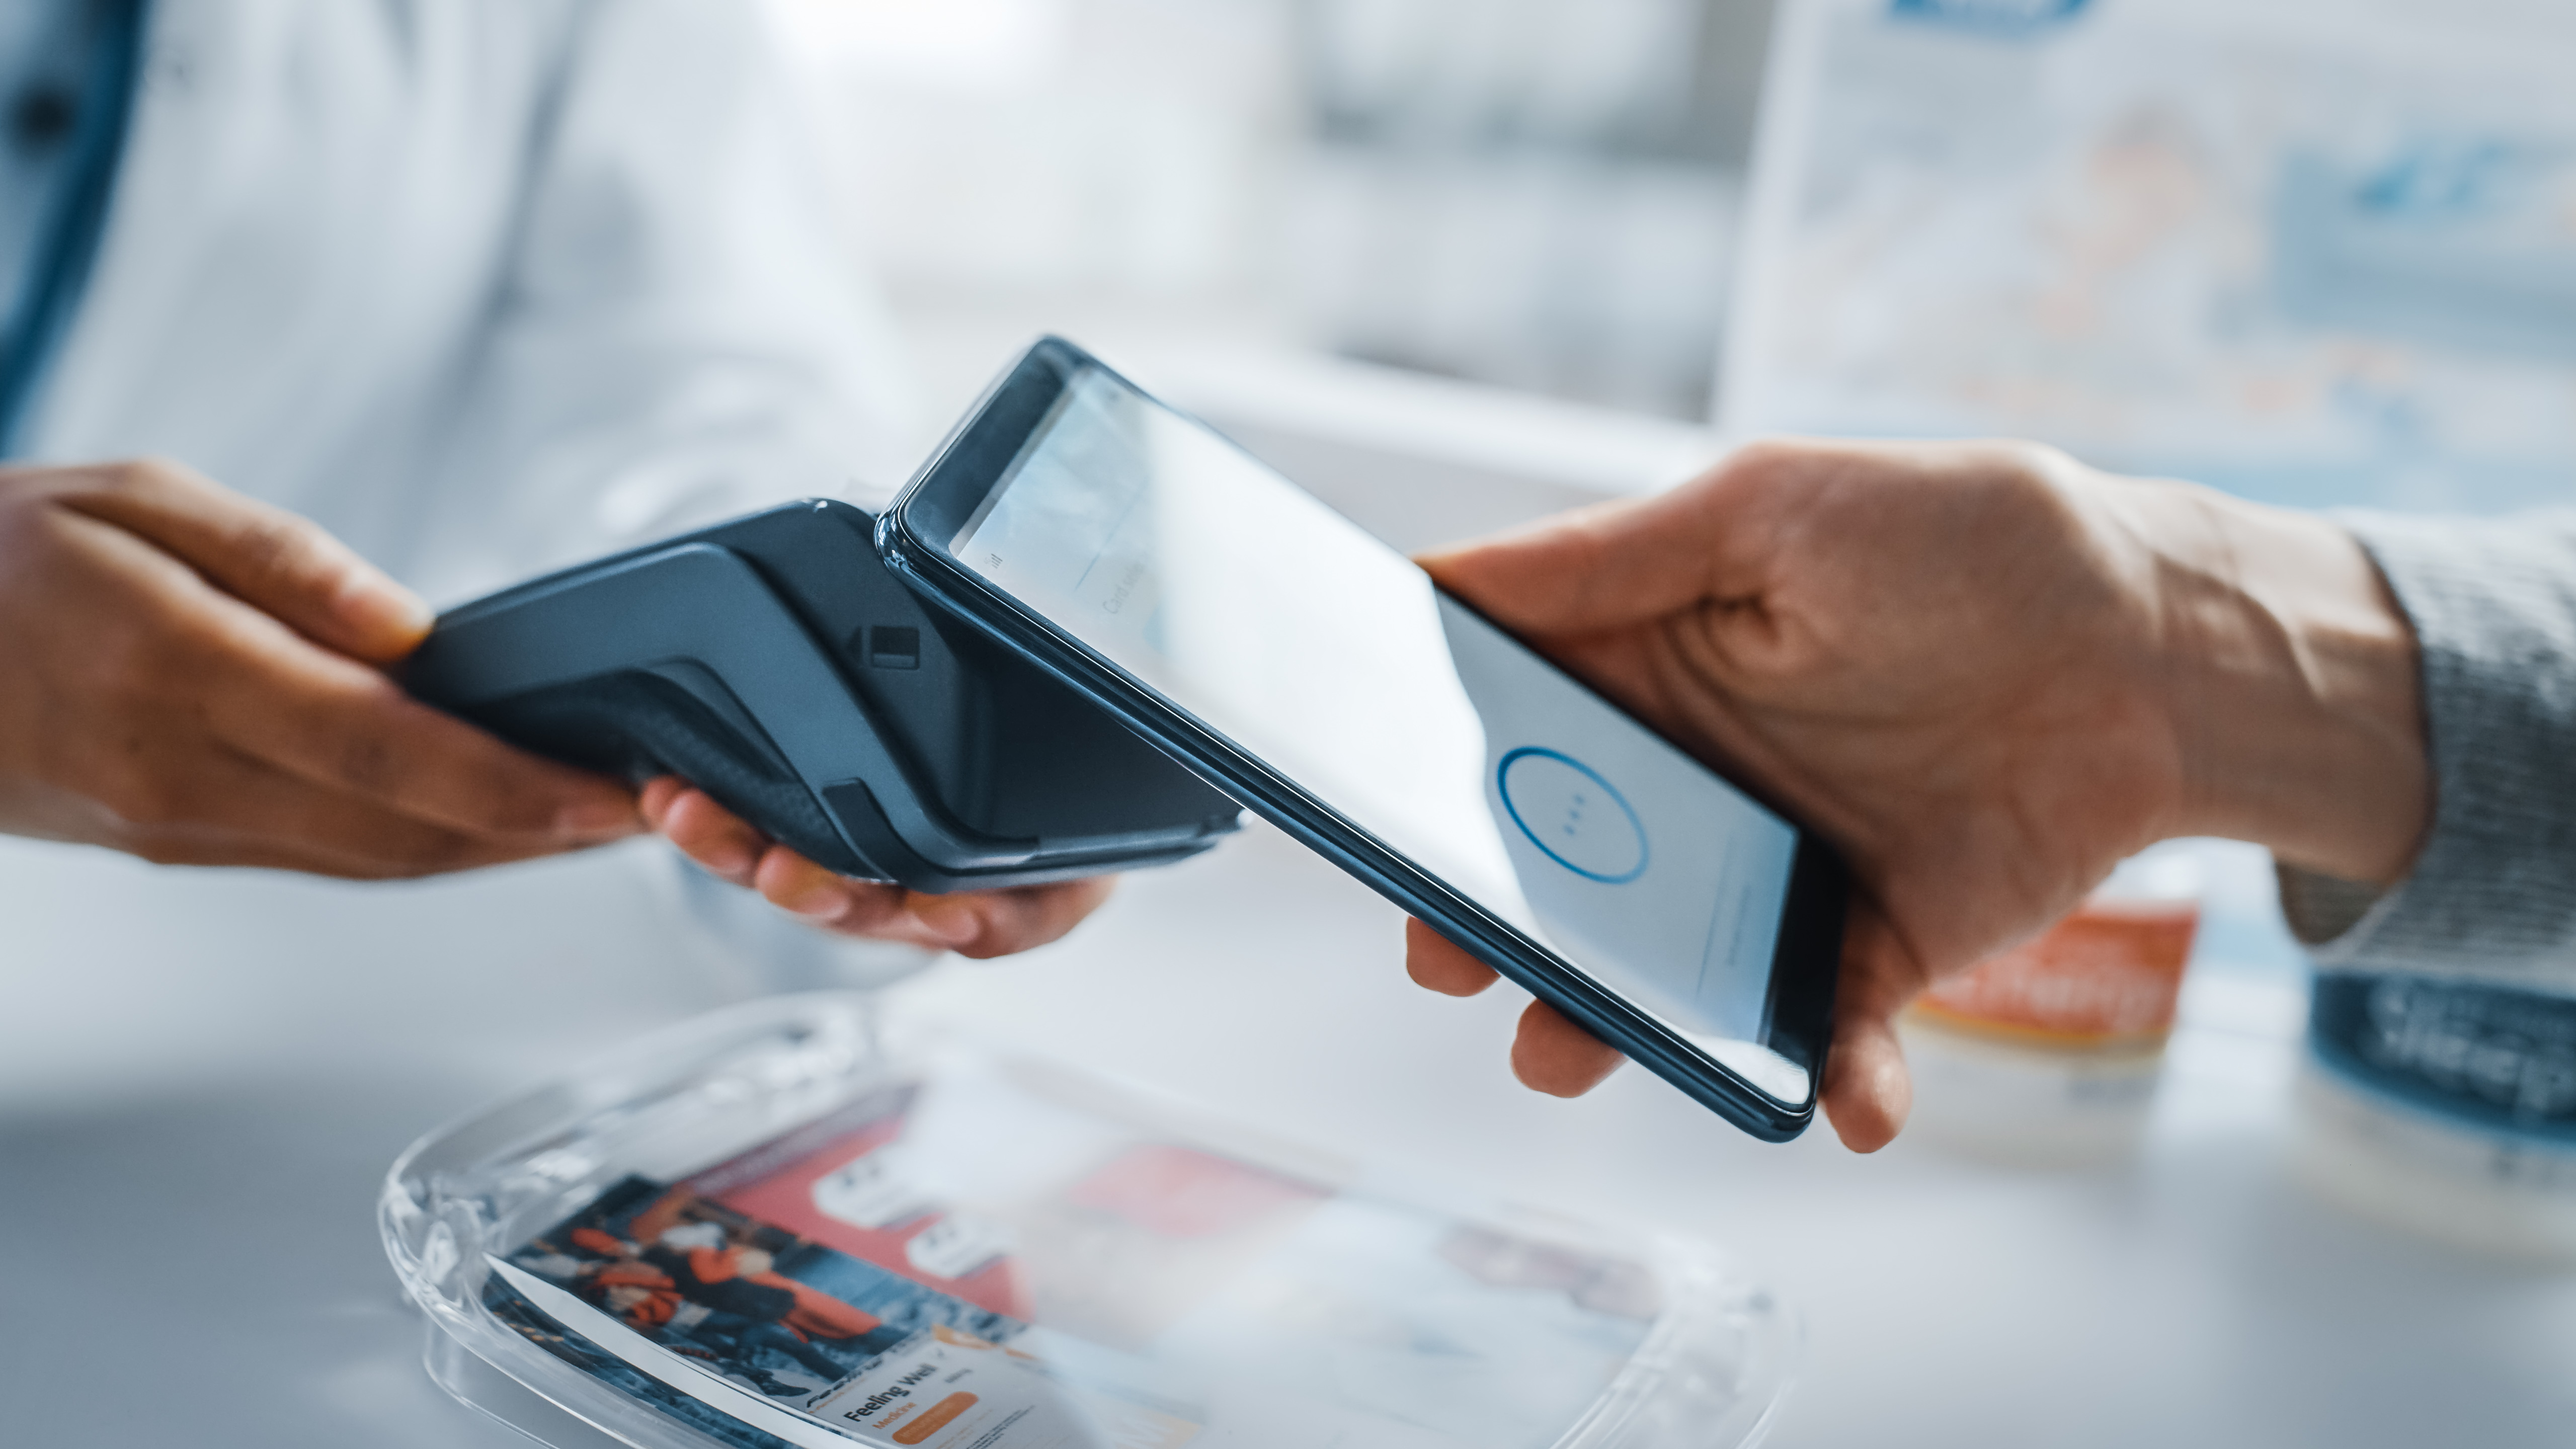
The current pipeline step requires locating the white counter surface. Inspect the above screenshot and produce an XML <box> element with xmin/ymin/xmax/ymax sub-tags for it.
<box><xmin>4</xmin><ymin>813</ymin><xmax>2570</xmax><ymax>1449</ymax></box>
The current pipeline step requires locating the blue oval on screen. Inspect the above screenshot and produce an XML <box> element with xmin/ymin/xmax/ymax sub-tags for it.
<box><xmin>1498</xmin><ymin>748</ymin><xmax>1648</xmax><ymax>884</ymax></box>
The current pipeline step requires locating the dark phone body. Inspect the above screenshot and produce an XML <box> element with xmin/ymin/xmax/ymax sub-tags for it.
<box><xmin>878</xmin><ymin>338</ymin><xmax>1847</xmax><ymax>1141</ymax></box>
<box><xmin>405</xmin><ymin>500</ymin><xmax>1242</xmax><ymax>893</ymax></box>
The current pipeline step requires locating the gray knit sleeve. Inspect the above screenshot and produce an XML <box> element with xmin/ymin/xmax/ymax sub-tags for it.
<box><xmin>2276</xmin><ymin>510</ymin><xmax>2576</xmax><ymax>987</ymax></box>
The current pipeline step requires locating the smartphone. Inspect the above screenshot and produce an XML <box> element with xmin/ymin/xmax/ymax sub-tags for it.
<box><xmin>880</xmin><ymin>339</ymin><xmax>1847</xmax><ymax>1141</ymax></box>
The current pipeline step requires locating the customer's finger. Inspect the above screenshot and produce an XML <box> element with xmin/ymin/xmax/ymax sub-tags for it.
<box><xmin>1415</xmin><ymin>451</ymin><xmax>1780</xmax><ymax>638</ymax></box>
<box><xmin>1404</xmin><ymin>917</ymin><xmax>1500</xmax><ymax>996</ymax></box>
<box><xmin>1417</xmin><ymin>496</ymin><xmax>1700</xmax><ymax>637</ymax></box>
<box><xmin>1819</xmin><ymin>900</ymin><xmax>1919</xmax><ymax>1153</ymax></box>
<box><xmin>1509</xmin><ymin>999</ymin><xmax>1626</xmax><ymax>1096</ymax></box>
<box><xmin>1821</xmin><ymin>1012</ymin><xmax>1911</xmax><ymax>1155</ymax></box>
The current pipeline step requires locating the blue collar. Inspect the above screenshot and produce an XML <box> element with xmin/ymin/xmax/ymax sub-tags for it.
<box><xmin>0</xmin><ymin>0</ymin><xmax>147</xmax><ymax>457</ymax></box>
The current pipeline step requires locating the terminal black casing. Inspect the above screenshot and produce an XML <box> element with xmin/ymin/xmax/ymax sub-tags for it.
<box><xmin>404</xmin><ymin>500</ymin><xmax>1241</xmax><ymax>892</ymax></box>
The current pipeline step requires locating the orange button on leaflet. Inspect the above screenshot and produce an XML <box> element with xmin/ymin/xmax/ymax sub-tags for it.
<box><xmin>892</xmin><ymin>1393</ymin><xmax>978</xmax><ymax>1445</ymax></box>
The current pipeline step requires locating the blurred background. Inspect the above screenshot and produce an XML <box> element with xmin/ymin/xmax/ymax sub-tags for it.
<box><xmin>763</xmin><ymin>0</ymin><xmax>1773</xmax><ymax>437</ymax></box>
<box><xmin>761</xmin><ymin>0</ymin><xmax>2576</xmax><ymax>516</ymax></box>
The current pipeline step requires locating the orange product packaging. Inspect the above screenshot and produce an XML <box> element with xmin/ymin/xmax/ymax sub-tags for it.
<box><xmin>1910</xmin><ymin>895</ymin><xmax>2201</xmax><ymax>1051</ymax></box>
<box><xmin>1896</xmin><ymin>848</ymin><xmax>2206</xmax><ymax>1164</ymax></box>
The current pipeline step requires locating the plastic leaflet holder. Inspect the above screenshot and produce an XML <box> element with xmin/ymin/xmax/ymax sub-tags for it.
<box><xmin>381</xmin><ymin>996</ymin><xmax>1795</xmax><ymax>1449</ymax></box>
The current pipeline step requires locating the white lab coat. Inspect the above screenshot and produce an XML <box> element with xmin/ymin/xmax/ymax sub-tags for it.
<box><xmin>20</xmin><ymin>0</ymin><xmax>917</xmax><ymax>604</ymax></box>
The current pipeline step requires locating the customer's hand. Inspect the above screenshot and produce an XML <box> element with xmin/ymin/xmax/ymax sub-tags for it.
<box><xmin>1405</xmin><ymin>439</ymin><xmax>2428</xmax><ymax>1150</ymax></box>
<box><xmin>0</xmin><ymin>460</ymin><xmax>641</xmax><ymax>875</ymax></box>
<box><xmin>642</xmin><ymin>779</ymin><xmax>1115</xmax><ymax>958</ymax></box>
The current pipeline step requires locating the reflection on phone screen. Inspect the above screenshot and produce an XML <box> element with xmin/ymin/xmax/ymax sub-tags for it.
<box><xmin>947</xmin><ymin>370</ymin><xmax>1809</xmax><ymax>1102</ymax></box>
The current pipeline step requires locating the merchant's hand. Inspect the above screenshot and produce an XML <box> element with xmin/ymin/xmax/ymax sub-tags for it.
<box><xmin>1404</xmin><ymin>439</ymin><xmax>2428</xmax><ymax>1151</ymax></box>
<box><xmin>0</xmin><ymin>460</ymin><xmax>642</xmax><ymax>875</ymax></box>
<box><xmin>642</xmin><ymin>778</ymin><xmax>1115</xmax><ymax>958</ymax></box>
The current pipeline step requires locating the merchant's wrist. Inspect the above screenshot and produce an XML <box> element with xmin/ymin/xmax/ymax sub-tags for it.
<box><xmin>2135</xmin><ymin>483</ymin><xmax>2429</xmax><ymax>886</ymax></box>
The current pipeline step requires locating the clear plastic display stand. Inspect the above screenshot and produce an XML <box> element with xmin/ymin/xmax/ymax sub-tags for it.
<box><xmin>381</xmin><ymin>994</ymin><xmax>1796</xmax><ymax>1449</ymax></box>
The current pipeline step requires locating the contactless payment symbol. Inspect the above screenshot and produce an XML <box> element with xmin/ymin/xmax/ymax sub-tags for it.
<box><xmin>1498</xmin><ymin>747</ymin><xmax>1647</xmax><ymax>883</ymax></box>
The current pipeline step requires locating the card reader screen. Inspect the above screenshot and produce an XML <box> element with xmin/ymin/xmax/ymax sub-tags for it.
<box><xmin>948</xmin><ymin>368</ymin><xmax>1808</xmax><ymax>1102</ymax></box>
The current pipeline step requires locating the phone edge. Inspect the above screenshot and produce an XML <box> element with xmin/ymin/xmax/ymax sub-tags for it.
<box><xmin>878</xmin><ymin>495</ymin><xmax>1828</xmax><ymax>1144</ymax></box>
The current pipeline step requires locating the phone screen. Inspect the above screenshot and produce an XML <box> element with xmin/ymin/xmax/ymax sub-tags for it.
<box><xmin>942</xmin><ymin>367</ymin><xmax>1810</xmax><ymax>1102</ymax></box>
